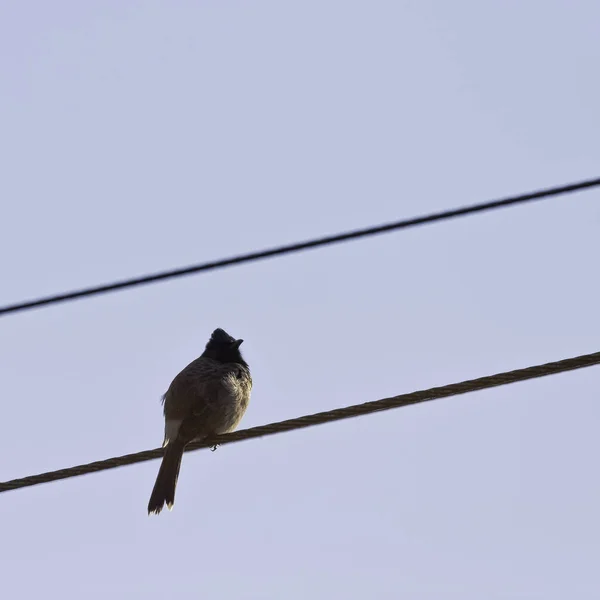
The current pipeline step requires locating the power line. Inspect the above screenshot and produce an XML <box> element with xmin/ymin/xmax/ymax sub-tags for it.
<box><xmin>2</xmin><ymin>176</ymin><xmax>599</xmax><ymax>318</ymax></box>
<box><xmin>1</xmin><ymin>349</ymin><xmax>599</xmax><ymax>494</ymax></box>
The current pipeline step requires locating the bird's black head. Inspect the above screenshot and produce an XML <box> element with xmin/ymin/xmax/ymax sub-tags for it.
<box><xmin>201</xmin><ymin>328</ymin><xmax>248</xmax><ymax>366</ymax></box>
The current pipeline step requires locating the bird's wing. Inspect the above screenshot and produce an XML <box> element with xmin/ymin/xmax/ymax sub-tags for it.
<box><xmin>162</xmin><ymin>358</ymin><xmax>235</xmax><ymax>443</ymax></box>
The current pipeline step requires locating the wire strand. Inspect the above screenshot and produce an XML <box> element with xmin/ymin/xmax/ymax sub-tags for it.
<box><xmin>2</xmin><ymin>349</ymin><xmax>599</xmax><ymax>494</ymax></box>
<box><xmin>2</xmin><ymin>176</ymin><xmax>599</xmax><ymax>317</ymax></box>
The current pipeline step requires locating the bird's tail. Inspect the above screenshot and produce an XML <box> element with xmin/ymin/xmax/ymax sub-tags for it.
<box><xmin>148</xmin><ymin>439</ymin><xmax>185</xmax><ymax>515</ymax></box>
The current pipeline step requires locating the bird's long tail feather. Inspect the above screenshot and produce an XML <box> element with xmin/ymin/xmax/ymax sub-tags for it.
<box><xmin>147</xmin><ymin>439</ymin><xmax>185</xmax><ymax>515</ymax></box>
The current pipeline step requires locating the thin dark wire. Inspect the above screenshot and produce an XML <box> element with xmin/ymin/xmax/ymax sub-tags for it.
<box><xmin>1</xmin><ymin>349</ymin><xmax>599</xmax><ymax>494</ymax></box>
<box><xmin>1</xmin><ymin>176</ymin><xmax>599</xmax><ymax>317</ymax></box>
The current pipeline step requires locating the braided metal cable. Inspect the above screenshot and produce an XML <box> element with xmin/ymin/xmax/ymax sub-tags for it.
<box><xmin>1</xmin><ymin>350</ymin><xmax>599</xmax><ymax>493</ymax></box>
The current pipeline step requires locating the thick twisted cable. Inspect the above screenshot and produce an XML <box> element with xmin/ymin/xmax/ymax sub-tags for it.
<box><xmin>1</xmin><ymin>350</ymin><xmax>599</xmax><ymax>493</ymax></box>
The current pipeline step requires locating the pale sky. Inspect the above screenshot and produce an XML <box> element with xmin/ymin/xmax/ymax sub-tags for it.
<box><xmin>1</xmin><ymin>2</ymin><xmax>599</xmax><ymax>599</ymax></box>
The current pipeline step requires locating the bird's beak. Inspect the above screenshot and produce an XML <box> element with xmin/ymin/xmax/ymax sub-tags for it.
<box><xmin>233</xmin><ymin>339</ymin><xmax>244</xmax><ymax>349</ymax></box>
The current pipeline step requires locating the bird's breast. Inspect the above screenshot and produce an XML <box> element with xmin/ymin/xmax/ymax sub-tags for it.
<box><xmin>217</xmin><ymin>371</ymin><xmax>252</xmax><ymax>434</ymax></box>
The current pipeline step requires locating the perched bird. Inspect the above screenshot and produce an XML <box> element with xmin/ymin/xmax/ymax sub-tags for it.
<box><xmin>148</xmin><ymin>328</ymin><xmax>252</xmax><ymax>515</ymax></box>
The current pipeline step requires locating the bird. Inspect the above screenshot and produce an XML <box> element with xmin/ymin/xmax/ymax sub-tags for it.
<box><xmin>147</xmin><ymin>328</ymin><xmax>252</xmax><ymax>515</ymax></box>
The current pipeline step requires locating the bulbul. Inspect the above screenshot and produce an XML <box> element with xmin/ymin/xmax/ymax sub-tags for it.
<box><xmin>148</xmin><ymin>328</ymin><xmax>252</xmax><ymax>515</ymax></box>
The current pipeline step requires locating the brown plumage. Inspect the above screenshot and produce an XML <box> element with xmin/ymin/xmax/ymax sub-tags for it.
<box><xmin>148</xmin><ymin>328</ymin><xmax>252</xmax><ymax>515</ymax></box>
